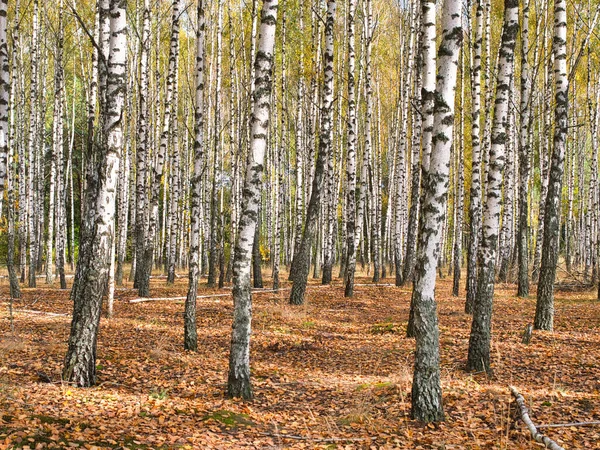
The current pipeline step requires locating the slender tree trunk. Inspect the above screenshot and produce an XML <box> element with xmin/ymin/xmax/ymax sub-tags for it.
<box><xmin>403</xmin><ymin>0</ymin><xmax>434</xmax><ymax>287</ymax></box>
<box><xmin>497</xmin><ymin>101</ymin><xmax>515</xmax><ymax>282</ymax></box>
<box><xmin>535</xmin><ymin>0</ymin><xmax>568</xmax><ymax>331</ymax></box>
<box><xmin>227</xmin><ymin>0</ymin><xmax>278</xmax><ymax>398</ymax></box>
<box><xmin>272</xmin><ymin>14</ymin><xmax>286</xmax><ymax>291</ymax></box>
<box><xmin>343</xmin><ymin>0</ymin><xmax>358</xmax><ymax>297</ymax></box>
<box><xmin>27</xmin><ymin>0</ymin><xmax>39</xmax><ymax>288</ymax></box>
<box><xmin>467</xmin><ymin>0</ymin><xmax>519</xmax><ymax>374</ymax></box>
<box><xmin>252</xmin><ymin>210</ymin><xmax>263</xmax><ymax>288</ymax></box>
<box><xmin>184</xmin><ymin>0</ymin><xmax>205</xmax><ymax>352</ymax></box>
<box><xmin>63</xmin><ymin>0</ymin><xmax>127</xmax><ymax>387</ymax></box>
<box><xmin>0</xmin><ymin>0</ymin><xmax>9</xmax><ymax>213</ymax></box>
<box><xmin>517</xmin><ymin>0</ymin><xmax>532</xmax><ymax>297</ymax></box>
<box><xmin>6</xmin><ymin>6</ymin><xmax>20</xmax><ymax>297</ymax></box>
<box><xmin>134</xmin><ymin>0</ymin><xmax>150</xmax><ymax>288</ymax></box>
<box><xmin>139</xmin><ymin>0</ymin><xmax>180</xmax><ymax>297</ymax></box>
<box><xmin>465</xmin><ymin>0</ymin><xmax>484</xmax><ymax>313</ymax></box>
<box><xmin>410</xmin><ymin>0</ymin><xmax>461</xmax><ymax>423</ymax></box>
<box><xmin>452</xmin><ymin>48</ymin><xmax>465</xmax><ymax>297</ymax></box>
<box><xmin>289</xmin><ymin>0</ymin><xmax>336</xmax><ymax>305</ymax></box>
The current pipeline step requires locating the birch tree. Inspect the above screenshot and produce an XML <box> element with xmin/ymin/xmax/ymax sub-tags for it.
<box><xmin>63</xmin><ymin>0</ymin><xmax>127</xmax><ymax>387</ymax></box>
<box><xmin>410</xmin><ymin>0</ymin><xmax>462</xmax><ymax>423</ymax></box>
<box><xmin>465</xmin><ymin>0</ymin><xmax>484</xmax><ymax>313</ymax></box>
<box><xmin>184</xmin><ymin>0</ymin><xmax>206</xmax><ymax>352</ymax></box>
<box><xmin>517</xmin><ymin>0</ymin><xmax>532</xmax><ymax>297</ymax></box>
<box><xmin>139</xmin><ymin>0</ymin><xmax>180</xmax><ymax>297</ymax></box>
<box><xmin>403</xmin><ymin>0</ymin><xmax>435</xmax><ymax>286</ymax></box>
<box><xmin>133</xmin><ymin>0</ymin><xmax>150</xmax><ymax>289</ymax></box>
<box><xmin>467</xmin><ymin>0</ymin><xmax>518</xmax><ymax>374</ymax></box>
<box><xmin>343</xmin><ymin>0</ymin><xmax>358</xmax><ymax>297</ymax></box>
<box><xmin>0</xmin><ymin>0</ymin><xmax>9</xmax><ymax>200</ymax></box>
<box><xmin>27</xmin><ymin>0</ymin><xmax>40</xmax><ymax>288</ymax></box>
<box><xmin>535</xmin><ymin>0</ymin><xmax>568</xmax><ymax>331</ymax></box>
<box><xmin>289</xmin><ymin>0</ymin><xmax>336</xmax><ymax>306</ymax></box>
<box><xmin>227</xmin><ymin>0</ymin><xmax>278</xmax><ymax>399</ymax></box>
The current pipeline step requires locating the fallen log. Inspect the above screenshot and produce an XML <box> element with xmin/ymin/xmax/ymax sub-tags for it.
<box><xmin>13</xmin><ymin>309</ymin><xmax>70</xmax><ymax>317</ymax></box>
<box><xmin>510</xmin><ymin>386</ymin><xmax>565</xmax><ymax>450</ymax></box>
<box><xmin>538</xmin><ymin>421</ymin><xmax>600</xmax><ymax>429</ymax></box>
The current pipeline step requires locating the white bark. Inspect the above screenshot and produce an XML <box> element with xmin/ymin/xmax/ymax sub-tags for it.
<box><xmin>410</xmin><ymin>0</ymin><xmax>462</xmax><ymax>423</ymax></box>
<box><xmin>227</xmin><ymin>0</ymin><xmax>278</xmax><ymax>398</ymax></box>
<box><xmin>535</xmin><ymin>0</ymin><xmax>569</xmax><ymax>331</ymax></box>
<box><xmin>468</xmin><ymin>0</ymin><xmax>519</xmax><ymax>373</ymax></box>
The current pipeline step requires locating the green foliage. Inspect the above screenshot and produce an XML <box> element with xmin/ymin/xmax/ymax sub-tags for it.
<box><xmin>202</xmin><ymin>410</ymin><xmax>255</xmax><ymax>428</ymax></box>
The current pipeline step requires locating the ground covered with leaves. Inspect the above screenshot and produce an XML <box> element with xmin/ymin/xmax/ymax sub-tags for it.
<box><xmin>0</xmin><ymin>271</ymin><xmax>599</xmax><ymax>449</ymax></box>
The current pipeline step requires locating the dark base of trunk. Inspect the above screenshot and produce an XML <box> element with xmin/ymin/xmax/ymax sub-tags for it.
<box><xmin>322</xmin><ymin>261</ymin><xmax>332</xmax><ymax>284</ymax></box>
<box><xmin>452</xmin><ymin>264</ymin><xmax>460</xmax><ymax>297</ymax></box>
<box><xmin>395</xmin><ymin>256</ymin><xmax>403</xmax><ymax>287</ymax></box>
<box><xmin>138</xmin><ymin>248</ymin><xmax>153</xmax><ymax>298</ymax></box>
<box><xmin>534</xmin><ymin>272</ymin><xmax>554</xmax><ymax>331</ymax></box>
<box><xmin>467</xmin><ymin>264</ymin><xmax>495</xmax><ymax>374</ymax></box>
<box><xmin>273</xmin><ymin>268</ymin><xmax>280</xmax><ymax>291</ymax></box>
<box><xmin>28</xmin><ymin>265</ymin><xmax>36</xmax><ymax>288</ymax></box>
<box><xmin>184</xmin><ymin>283</ymin><xmax>198</xmax><ymax>352</ymax></box>
<box><xmin>8</xmin><ymin>269</ymin><xmax>21</xmax><ymax>299</ymax></box>
<box><xmin>219</xmin><ymin>251</ymin><xmax>225</xmax><ymax>289</ymax></box>
<box><xmin>344</xmin><ymin>264</ymin><xmax>355</xmax><ymax>298</ymax></box>
<box><xmin>128</xmin><ymin>259</ymin><xmax>136</xmax><ymax>283</ymax></box>
<box><xmin>372</xmin><ymin>263</ymin><xmax>380</xmax><ymax>283</ymax></box>
<box><xmin>401</xmin><ymin>261</ymin><xmax>413</xmax><ymax>287</ymax></box>
<box><xmin>410</xmin><ymin>377</ymin><xmax>444</xmax><ymax>423</ymax></box>
<box><xmin>116</xmin><ymin>261</ymin><xmax>124</xmax><ymax>286</ymax></box>
<box><xmin>517</xmin><ymin>278</ymin><xmax>529</xmax><ymax>297</ymax></box>
<box><xmin>226</xmin><ymin>373</ymin><xmax>253</xmax><ymax>400</ymax></box>
<box><xmin>289</xmin><ymin>281</ymin><xmax>307</xmax><ymax>305</ymax></box>
<box><xmin>289</xmin><ymin>241</ymin><xmax>311</xmax><ymax>304</ymax></box>
<box><xmin>338</xmin><ymin>247</ymin><xmax>347</xmax><ymax>279</ymax></box>
<box><xmin>406</xmin><ymin>295</ymin><xmax>415</xmax><ymax>338</ymax></box>
<box><xmin>410</xmin><ymin>291</ymin><xmax>444</xmax><ymax>423</ymax></box>
<box><xmin>167</xmin><ymin>265</ymin><xmax>175</xmax><ymax>284</ymax></box>
<box><xmin>207</xmin><ymin>252</ymin><xmax>217</xmax><ymax>287</ymax></box>
<box><xmin>57</xmin><ymin>262</ymin><xmax>67</xmax><ymax>289</ymax></box>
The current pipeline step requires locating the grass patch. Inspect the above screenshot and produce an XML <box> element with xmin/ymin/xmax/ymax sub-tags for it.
<box><xmin>370</xmin><ymin>322</ymin><xmax>402</xmax><ymax>335</ymax></box>
<box><xmin>32</xmin><ymin>414</ymin><xmax>70</xmax><ymax>425</ymax></box>
<box><xmin>202</xmin><ymin>410</ymin><xmax>255</xmax><ymax>428</ymax></box>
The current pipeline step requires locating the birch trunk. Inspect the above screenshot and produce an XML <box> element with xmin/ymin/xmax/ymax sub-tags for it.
<box><xmin>184</xmin><ymin>0</ymin><xmax>205</xmax><ymax>351</ymax></box>
<box><xmin>0</xmin><ymin>0</ymin><xmax>8</xmax><ymax>203</ymax></box>
<box><xmin>535</xmin><ymin>0</ymin><xmax>568</xmax><ymax>331</ymax></box>
<box><xmin>27</xmin><ymin>0</ymin><xmax>39</xmax><ymax>288</ymax></box>
<box><xmin>134</xmin><ymin>0</ymin><xmax>150</xmax><ymax>288</ymax></box>
<box><xmin>410</xmin><ymin>0</ymin><xmax>461</xmax><ymax>423</ymax></box>
<box><xmin>6</xmin><ymin>1</ymin><xmax>20</xmax><ymax>298</ymax></box>
<box><xmin>517</xmin><ymin>0</ymin><xmax>532</xmax><ymax>297</ymax></box>
<box><xmin>63</xmin><ymin>0</ymin><xmax>126</xmax><ymax>387</ymax></box>
<box><xmin>227</xmin><ymin>0</ymin><xmax>278</xmax><ymax>398</ymax></box>
<box><xmin>139</xmin><ymin>0</ymin><xmax>180</xmax><ymax>297</ymax></box>
<box><xmin>404</xmin><ymin>0</ymin><xmax>435</xmax><ymax>286</ymax></box>
<box><xmin>46</xmin><ymin>5</ymin><xmax>65</xmax><ymax>285</ymax></box>
<box><xmin>465</xmin><ymin>0</ymin><xmax>484</xmax><ymax>313</ymax></box>
<box><xmin>467</xmin><ymin>0</ymin><xmax>519</xmax><ymax>374</ymax></box>
<box><xmin>343</xmin><ymin>0</ymin><xmax>358</xmax><ymax>297</ymax></box>
<box><xmin>289</xmin><ymin>0</ymin><xmax>336</xmax><ymax>305</ymax></box>
<box><xmin>452</xmin><ymin>48</ymin><xmax>465</xmax><ymax>297</ymax></box>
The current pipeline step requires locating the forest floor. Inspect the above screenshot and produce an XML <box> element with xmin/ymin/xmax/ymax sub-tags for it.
<box><xmin>0</xmin><ymin>269</ymin><xmax>599</xmax><ymax>449</ymax></box>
